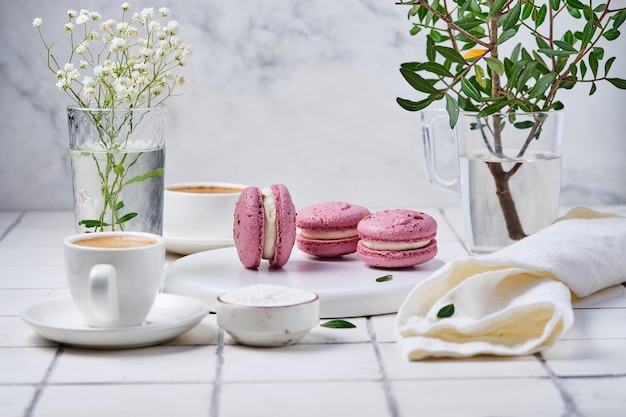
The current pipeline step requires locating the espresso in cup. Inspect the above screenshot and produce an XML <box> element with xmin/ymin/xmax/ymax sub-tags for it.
<box><xmin>73</xmin><ymin>235</ymin><xmax>158</xmax><ymax>249</ymax></box>
<box><xmin>164</xmin><ymin>182</ymin><xmax>247</xmax><ymax>240</ymax></box>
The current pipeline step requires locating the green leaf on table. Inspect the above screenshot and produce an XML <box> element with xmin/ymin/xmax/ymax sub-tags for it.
<box><xmin>321</xmin><ymin>320</ymin><xmax>356</xmax><ymax>329</ymax></box>
<box><xmin>376</xmin><ymin>274</ymin><xmax>393</xmax><ymax>283</ymax></box>
<box><xmin>437</xmin><ymin>303</ymin><xmax>455</xmax><ymax>318</ymax></box>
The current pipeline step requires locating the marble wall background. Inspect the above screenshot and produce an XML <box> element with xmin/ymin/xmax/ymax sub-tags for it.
<box><xmin>1</xmin><ymin>0</ymin><xmax>625</xmax><ymax>212</ymax></box>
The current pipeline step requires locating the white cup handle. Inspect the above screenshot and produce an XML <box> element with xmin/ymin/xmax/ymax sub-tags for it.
<box><xmin>89</xmin><ymin>264</ymin><xmax>120</xmax><ymax>322</ymax></box>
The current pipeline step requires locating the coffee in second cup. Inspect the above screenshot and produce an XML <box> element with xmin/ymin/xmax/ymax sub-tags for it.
<box><xmin>164</xmin><ymin>182</ymin><xmax>246</xmax><ymax>240</ymax></box>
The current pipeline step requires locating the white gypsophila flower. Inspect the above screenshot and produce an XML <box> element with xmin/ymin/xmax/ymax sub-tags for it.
<box><xmin>138</xmin><ymin>38</ymin><xmax>148</xmax><ymax>47</ymax></box>
<box><xmin>110</xmin><ymin>37</ymin><xmax>128</xmax><ymax>52</ymax></box>
<box><xmin>159</xmin><ymin>7</ymin><xmax>171</xmax><ymax>17</ymax></box>
<box><xmin>117</xmin><ymin>22</ymin><xmax>129</xmax><ymax>32</ymax></box>
<box><xmin>169</xmin><ymin>37</ymin><xmax>182</xmax><ymax>48</ymax></box>
<box><xmin>103</xmin><ymin>33</ymin><xmax>113</xmax><ymax>43</ymax></box>
<box><xmin>83</xmin><ymin>87</ymin><xmax>96</xmax><ymax>100</ymax></box>
<box><xmin>126</xmin><ymin>26</ymin><xmax>138</xmax><ymax>38</ymax></box>
<box><xmin>121</xmin><ymin>2</ymin><xmax>131</xmax><ymax>11</ymax></box>
<box><xmin>131</xmin><ymin>13</ymin><xmax>141</xmax><ymax>23</ymax></box>
<box><xmin>56</xmin><ymin>79</ymin><xmax>69</xmax><ymax>90</ymax></box>
<box><xmin>32</xmin><ymin>17</ymin><xmax>42</xmax><ymax>28</ymax></box>
<box><xmin>56</xmin><ymin>70</ymin><xmax>64</xmax><ymax>79</ymax></box>
<box><xmin>175</xmin><ymin>75</ymin><xmax>185</xmax><ymax>86</ymax></box>
<box><xmin>79</xmin><ymin>60</ymin><xmax>88</xmax><ymax>69</ymax></box>
<box><xmin>141</xmin><ymin>48</ymin><xmax>154</xmax><ymax>58</ymax></box>
<box><xmin>88</xmin><ymin>31</ymin><xmax>99</xmax><ymax>41</ymax></box>
<box><xmin>65</xmin><ymin>22</ymin><xmax>75</xmax><ymax>32</ymax></box>
<box><xmin>148</xmin><ymin>21</ymin><xmax>161</xmax><ymax>32</ymax></box>
<box><xmin>67</xmin><ymin>9</ymin><xmax>77</xmax><ymax>18</ymax></box>
<box><xmin>82</xmin><ymin>76</ymin><xmax>95</xmax><ymax>87</ymax></box>
<box><xmin>90</xmin><ymin>12</ymin><xmax>101</xmax><ymax>21</ymax></box>
<box><xmin>76</xmin><ymin>41</ymin><xmax>89</xmax><ymax>54</ymax></box>
<box><xmin>100</xmin><ymin>19</ymin><xmax>115</xmax><ymax>30</ymax></box>
<box><xmin>76</xmin><ymin>13</ymin><xmax>89</xmax><ymax>25</ymax></box>
<box><xmin>141</xmin><ymin>7</ymin><xmax>154</xmax><ymax>20</ymax></box>
<box><xmin>165</xmin><ymin>20</ymin><xmax>179</xmax><ymax>35</ymax></box>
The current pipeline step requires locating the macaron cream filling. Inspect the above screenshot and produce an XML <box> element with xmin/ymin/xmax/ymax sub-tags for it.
<box><xmin>361</xmin><ymin>239</ymin><xmax>431</xmax><ymax>251</ymax></box>
<box><xmin>261</xmin><ymin>188</ymin><xmax>277</xmax><ymax>259</ymax></box>
<box><xmin>300</xmin><ymin>229</ymin><xmax>359</xmax><ymax>240</ymax></box>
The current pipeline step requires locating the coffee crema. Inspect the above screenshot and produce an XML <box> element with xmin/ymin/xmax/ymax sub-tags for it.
<box><xmin>73</xmin><ymin>235</ymin><xmax>157</xmax><ymax>249</ymax></box>
<box><xmin>168</xmin><ymin>185</ymin><xmax>244</xmax><ymax>194</ymax></box>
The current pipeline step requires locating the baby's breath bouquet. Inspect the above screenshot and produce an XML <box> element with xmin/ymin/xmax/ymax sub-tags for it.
<box><xmin>33</xmin><ymin>3</ymin><xmax>192</xmax><ymax>233</ymax></box>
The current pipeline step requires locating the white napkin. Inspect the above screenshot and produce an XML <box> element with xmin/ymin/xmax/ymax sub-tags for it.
<box><xmin>397</xmin><ymin>207</ymin><xmax>626</xmax><ymax>360</ymax></box>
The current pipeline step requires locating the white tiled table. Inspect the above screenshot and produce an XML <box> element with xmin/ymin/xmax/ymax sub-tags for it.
<box><xmin>1</xmin><ymin>207</ymin><xmax>625</xmax><ymax>417</ymax></box>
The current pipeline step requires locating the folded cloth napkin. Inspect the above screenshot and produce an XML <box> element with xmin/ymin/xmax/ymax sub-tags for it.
<box><xmin>397</xmin><ymin>207</ymin><xmax>626</xmax><ymax>360</ymax></box>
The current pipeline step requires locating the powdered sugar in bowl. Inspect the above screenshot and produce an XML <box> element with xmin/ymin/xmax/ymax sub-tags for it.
<box><xmin>216</xmin><ymin>284</ymin><xmax>320</xmax><ymax>347</ymax></box>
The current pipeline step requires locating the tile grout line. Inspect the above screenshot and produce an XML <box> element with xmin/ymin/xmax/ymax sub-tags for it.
<box><xmin>367</xmin><ymin>317</ymin><xmax>399</xmax><ymax>417</ymax></box>
<box><xmin>23</xmin><ymin>346</ymin><xmax>64</xmax><ymax>417</ymax></box>
<box><xmin>437</xmin><ymin>208</ymin><xmax>470</xmax><ymax>254</ymax></box>
<box><xmin>534</xmin><ymin>353</ymin><xmax>581</xmax><ymax>417</ymax></box>
<box><xmin>209</xmin><ymin>328</ymin><xmax>225</xmax><ymax>417</ymax></box>
<box><xmin>0</xmin><ymin>211</ymin><xmax>25</xmax><ymax>243</ymax></box>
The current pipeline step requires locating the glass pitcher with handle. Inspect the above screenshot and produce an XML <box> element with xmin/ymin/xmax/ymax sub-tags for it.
<box><xmin>422</xmin><ymin>109</ymin><xmax>565</xmax><ymax>254</ymax></box>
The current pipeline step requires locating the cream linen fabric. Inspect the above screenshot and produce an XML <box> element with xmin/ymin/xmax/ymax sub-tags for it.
<box><xmin>397</xmin><ymin>207</ymin><xmax>626</xmax><ymax>360</ymax></box>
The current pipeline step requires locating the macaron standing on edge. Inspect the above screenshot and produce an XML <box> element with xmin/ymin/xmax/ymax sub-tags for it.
<box><xmin>233</xmin><ymin>184</ymin><xmax>296</xmax><ymax>269</ymax></box>
<box><xmin>356</xmin><ymin>209</ymin><xmax>438</xmax><ymax>268</ymax></box>
<box><xmin>296</xmin><ymin>202</ymin><xmax>370</xmax><ymax>257</ymax></box>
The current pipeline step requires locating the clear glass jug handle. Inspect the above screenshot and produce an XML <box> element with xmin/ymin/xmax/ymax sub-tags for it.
<box><xmin>421</xmin><ymin>110</ymin><xmax>460</xmax><ymax>195</ymax></box>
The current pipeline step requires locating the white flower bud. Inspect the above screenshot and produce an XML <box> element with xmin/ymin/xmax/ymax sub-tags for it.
<box><xmin>32</xmin><ymin>18</ymin><xmax>42</xmax><ymax>28</ymax></box>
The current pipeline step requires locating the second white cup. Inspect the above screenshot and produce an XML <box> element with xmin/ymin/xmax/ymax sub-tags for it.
<box><xmin>163</xmin><ymin>182</ymin><xmax>246</xmax><ymax>240</ymax></box>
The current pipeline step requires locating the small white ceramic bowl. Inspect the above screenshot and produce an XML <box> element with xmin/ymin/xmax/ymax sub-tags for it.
<box><xmin>216</xmin><ymin>285</ymin><xmax>320</xmax><ymax>347</ymax></box>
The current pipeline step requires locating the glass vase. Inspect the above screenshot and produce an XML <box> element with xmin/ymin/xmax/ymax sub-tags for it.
<box><xmin>67</xmin><ymin>106</ymin><xmax>166</xmax><ymax>235</ymax></box>
<box><xmin>422</xmin><ymin>109</ymin><xmax>565</xmax><ymax>254</ymax></box>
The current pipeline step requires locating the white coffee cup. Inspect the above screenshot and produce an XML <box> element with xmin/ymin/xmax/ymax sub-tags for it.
<box><xmin>63</xmin><ymin>232</ymin><xmax>165</xmax><ymax>328</ymax></box>
<box><xmin>163</xmin><ymin>182</ymin><xmax>246</xmax><ymax>240</ymax></box>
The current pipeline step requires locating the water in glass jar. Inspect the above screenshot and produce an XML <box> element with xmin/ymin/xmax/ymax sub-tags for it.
<box><xmin>70</xmin><ymin>146</ymin><xmax>165</xmax><ymax>234</ymax></box>
<box><xmin>459</xmin><ymin>150</ymin><xmax>561</xmax><ymax>253</ymax></box>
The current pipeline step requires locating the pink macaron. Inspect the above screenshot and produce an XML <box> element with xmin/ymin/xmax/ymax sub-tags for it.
<box><xmin>233</xmin><ymin>184</ymin><xmax>296</xmax><ymax>269</ymax></box>
<box><xmin>296</xmin><ymin>202</ymin><xmax>370</xmax><ymax>257</ymax></box>
<box><xmin>356</xmin><ymin>209</ymin><xmax>437</xmax><ymax>268</ymax></box>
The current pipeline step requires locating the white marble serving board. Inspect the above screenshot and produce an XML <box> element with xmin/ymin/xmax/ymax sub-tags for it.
<box><xmin>162</xmin><ymin>246</ymin><xmax>445</xmax><ymax>318</ymax></box>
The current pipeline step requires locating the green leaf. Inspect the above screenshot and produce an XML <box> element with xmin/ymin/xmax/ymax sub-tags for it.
<box><xmin>529</xmin><ymin>73</ymin><xmax>557</xmax><ymax>98</ymax></box>
<box><xmin>114</xmin><ymin>164</ymin><xmax>125</xmax><ymax>176</ymax></box>
<box><xmin>409</xmin><ymin>24</ymin><xmax>422</xmax><ymax>36</ymax></box>
<box><xmin>112</xmin><ymin>201</ymin><xmax>124</xmax><ymax>211</ymax></box>
<box><xmin>604</xmin><ymin>56</ymin><xmax>616</xmax><ymax>76</ymax></box>
<box><xmin>437</xmin><ymin>303</ymin><xmax>455</xmax><ymax>318</ymax></box>
<box><xmin>445</xmin><ymin>94</ymin><xmax>459</xmax><ymax>128</ymax></box>
<box><xmin>489</xmin><ymin>0</ymin><xmax>508</xmax><ymax>16</ymax></box>
<box><xmin>475</xmin><ymin>65</ymin><xmax>487</xmax><ymax>89</ymax></box>
<box><xmin>589</xmin><ymin>82</ymin><xmax>597</xmax><ymax>95</ymax></box>
<box><xmin>396</xmin><ymin>96</ymin><xmax>437</xmax><ymax>112</ymax></box>
<box><xmin>426</xmin><ymin>35</ymin><xmax>436</xmax><ymax>62</ymax></box>
<box><xmin>549</xmin><ymin>0</ymin><xmax>560</xmax><ymax>10</ymax></box>
<box><xmin>399</xmin><ymin>68</ymin><xmax>439</xmax><ymax>94</ymax></box>
<box><xmin>78</xmin><ymin>219</ymin><xmax>110</xmax><ymax>228</ymax></box>
<box><xmin>603</xmin><ymin>29</ymin><xmax>620</xmax><ymax>41</ymax></box>
<box><xmin>320</xmin><ymin>320</ymin><xmax>356</xmax><ymax>329</ymax></box>
<box><xmin>589</xmin><ymin>53</ymin><xmax>599</xmax><ymax>77</ymax></box>
<box><xmin>433</xmin><ymin>45</ymin><xmax>466</xmax><ymax>65</ymax></box>
<box><xmin>521</xmin><ymin>2</ymin><xmax>533</xmax><ymax>19</ymax></box>
<box><xmin>607</xmin><ymin>78</ymin><xmax>626</xmax><ymax>89</ymax></box>
<box><xmin>613</xmin><ymin>10</ymin><xmax>626</xmax><ymax>30</ymax></box>
<box><xmin>124</xmin><ymin>168</ymin><xmax>164</xmax><ymax>186</ymax></box>
<box><xmin>567</xmin><ymin>0</ymin><xmax>585</xmax><ymax>9</ymax></box>
<box><xmin>478</xmin><ymin>100</ymin><xmax>510</xmax><ymax>117</ymax></box>
<box><xmin>553</xmin><ymin>40</ymin><xmax>577</xmax><ymax>52</ymax></box>
<box><xmin>502</xmin><ymin>2</ymin><xmax>521</xmax><ymax>31</ymax></box>
<box><xmin>116</xmin><ymin>212</ymin><xmax>138</xmax><ymax>224</ymax></box>
<box><xmin>581</xmin><ymin>21</ymin><xmax>596</xmax><ymax>49</ymax></box>
<box><xmin>580</xmin><ymin>60</ymin><xmax>588</xmax><ymax>78</ymax></box>
<box><xmin>461</xmin><ymin>77</ymin><xmax>481</xmax><ymax>101</ymax></box>
<box><xmin>514</xmin><ymin>121</ymin><xmax>535</xmax><ymax>129</ymax></box>
<box><xmin>498</xmin><ymin>28</ymin><xmax>517</xmax><ymax>44</ymax></box>
<box><xmin>538</xmin><ymin>48</ymin><xmax>576</xmax><ymax>57</ymax></box>
<box><xmin>415</xmin><ymin>62</ymin><xmax>454</xmax><ymax>78</ymax></box>
<box><xmin>485</xmin><ymin>57</ymin><xmax>505</xmax><ymax>76</ymax></box>
<box><xmin>376</xmin><ymin>274</ymin><xmax>393</xmax><ymax>283</ymax></box>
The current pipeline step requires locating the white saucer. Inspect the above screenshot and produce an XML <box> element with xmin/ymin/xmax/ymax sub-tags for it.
<box><xmin>22</xmin><ymin>293</ymin><xmax>210</xmax><ymax>349</ymax></box>
<box><xmin>163</xmin><ymin>247</ymin><xmax>445</xmax><ymax>318</ymax></box>
<box><xmin>164</xmin><ymin>235</ymin><xmax>235</xmax><ymax>255</ymax></box>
